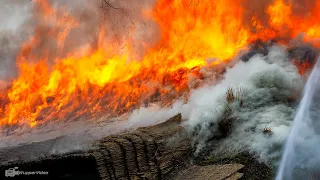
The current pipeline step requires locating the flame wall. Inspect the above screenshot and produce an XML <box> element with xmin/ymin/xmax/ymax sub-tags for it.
<box><xmin>0</xmin><ymin>0</ymin><xmax>320</xmax><ymax>128</ymax></box>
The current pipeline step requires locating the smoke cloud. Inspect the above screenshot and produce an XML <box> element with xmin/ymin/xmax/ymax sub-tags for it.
<box><xmin>0</xmin><ymin>1</ymin><xmax>32</xmax><ymax>80</ymax></box>
<box><xmin>187</xmin><ymin>46</ymin><xmax>303</xmax><ymax>165</ymax></box>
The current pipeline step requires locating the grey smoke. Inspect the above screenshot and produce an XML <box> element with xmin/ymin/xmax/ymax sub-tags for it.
<box><xmin>188</xmin><ymin>46</ymin><xmax>303</xmax><ymax>166</ymax></box>
<box><xmin>0</xmin><ymin>1</ymin><xmax>32</xmax><ymax>80</ymax></box>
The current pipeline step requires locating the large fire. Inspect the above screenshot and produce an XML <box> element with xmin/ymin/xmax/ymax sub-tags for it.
<box><xmin>0</xmin><ymin>0</ymin><xmax>320</xmax><ymax>128</ymax></box>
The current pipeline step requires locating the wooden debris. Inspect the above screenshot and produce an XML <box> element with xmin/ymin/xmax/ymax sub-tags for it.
<box><xmin>174</xmin><ymin>164</ymin><xmax>244</xmax><ymax>180</ymax></box>
<box><xmin>225</xmin><ymin>172</ymin><xmax>244</xmax><ymax>180</ymax></box>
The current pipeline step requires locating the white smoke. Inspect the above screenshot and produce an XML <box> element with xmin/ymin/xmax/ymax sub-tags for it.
<box><xmin>185</xmin><ymin>45</ymin><xmax>303</xmax><ymax>165</ymax></box>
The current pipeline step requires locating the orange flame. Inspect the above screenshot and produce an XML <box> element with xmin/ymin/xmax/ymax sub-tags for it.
<box><xmin>1</xmin><ymin>0</ymin><xmax>320</xmax><ymax>128</ymax></box>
